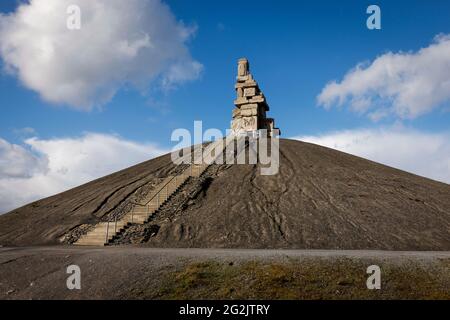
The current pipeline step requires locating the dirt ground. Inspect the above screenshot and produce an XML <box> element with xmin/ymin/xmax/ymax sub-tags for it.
<box><xmin>1</xmin><ymin>139</ymin><xmax>449</xmax><ymax>250</ymax></box>
<box><xmin>0</xmin><ymin>247</ymin><xmax>449</xmax><ymax>300</ymax></box>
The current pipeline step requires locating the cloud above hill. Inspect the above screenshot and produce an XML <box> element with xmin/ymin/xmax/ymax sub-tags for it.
<box><xmin>0</xmin><ymin>0</ymin><xmax>202</xmax><ymax>110</ymax></box>
<box><xmin>294</xmin><ymin>127</ymin><xmax>450</xmax><ymax>184</ymax></box>
<box><xmin>0</xmin><ymin>138</ymin><xmax>48</xmax><ymax>179</ymax></box>
<box><xmin>317</xmin><ymin>34</ymin><xmax>450</xmax><ymax>120</ymax></box>
<box><xmin>0</xmin><ymin>133</ymin><xmax>166</xmax><ymax>213</ymax></box>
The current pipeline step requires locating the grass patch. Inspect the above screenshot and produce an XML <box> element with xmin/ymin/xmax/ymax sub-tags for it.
<box><xmin>144</xmin><ymin>258</ymin><xmax>449</xmax><ymax>300</ymax></box>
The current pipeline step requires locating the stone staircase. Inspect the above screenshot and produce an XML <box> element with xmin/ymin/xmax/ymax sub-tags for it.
<box><xmin>73</xmin><ymin>139</ymin><xmax>226</xmax><ymax>246</ymax></box>
<box><xmin>74</xmin><ymin>164</ymin><xmax>210</xmax><ymax>246</ymax></box>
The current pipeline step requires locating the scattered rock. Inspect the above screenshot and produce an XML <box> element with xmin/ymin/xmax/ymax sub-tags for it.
<box><xmin>111</xmin><ymin>170</ymin><xmax>220</xmax><ymax>245</ymax></box>
<box><xmin>337</xmin><ymin>280</ymin><xmax>352</xmax><ymax>286</ymax></box>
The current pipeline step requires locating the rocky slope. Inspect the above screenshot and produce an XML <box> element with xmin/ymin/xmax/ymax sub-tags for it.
<box><xmin>1</xmin><ymin>139</ymin><xmax>449</xmax><ymax>250</ymax></box>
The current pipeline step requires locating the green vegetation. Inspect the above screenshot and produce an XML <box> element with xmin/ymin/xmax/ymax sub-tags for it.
<box><xmin>149</xmin><ymin>258</ymin><xmax>449</xmax><ymax>300</ymax></box>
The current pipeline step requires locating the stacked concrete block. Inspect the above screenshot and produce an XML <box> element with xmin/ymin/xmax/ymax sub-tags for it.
<box><xmin>231</xmin><ymin>58</ymin><xmax>280</xmax><ymax>137</ymax></box>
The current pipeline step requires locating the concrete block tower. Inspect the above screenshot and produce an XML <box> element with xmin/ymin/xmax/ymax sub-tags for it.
<box><xmin>230</xmin><ymin>58</ymin><xmax>280</xmax><ymax>137</ymax></box>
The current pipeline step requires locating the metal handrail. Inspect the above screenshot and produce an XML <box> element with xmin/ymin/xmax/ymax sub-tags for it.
<box><xmin>105</xmin><ymin>221</ymin><xmax>109</xmax><ymax>244</ymax></box>
<box><xmin>74</xmin><ymin>138</ymin><xmax>235</xmax><ymax>245</ymax></box>
<box><xmin>131</xmin><ymin>175</ymin><xmax>178</xmax><ymax>208</ymax></box>
<box><xmin>126</xmin><ymin>174</ymin><xmax>183</xmax><ymax>222</ymax></box>
<box><xmin>104</xmin><ymin>137</ymin><xmax>230</xmax><ymax>233</ymax></box>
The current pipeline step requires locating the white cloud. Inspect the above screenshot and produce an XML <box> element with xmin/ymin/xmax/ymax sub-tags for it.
<box><xmin>161</xmin><ymin>60</ymin><xmax>203</xmax><ymax>91</ymax></box>
<box><xmin>0</xmin><ymin>138</ymin><xmax>47</xmax><ymax>179</ymax></box>
<box><xmin>294</xmin><ymin>127</ymin><xmax>450</xmax><ymax>184</ymax></box>
<box><xmin>13</xmin><ymin>127</ymin><xmax>37</xmax><ymax>136</ymax></box>
<box><xmin>0</xmin><ymin>0</ymin><xmax>202</xmax><ymax>110</ymax></box>
<box><xmin>0</xmin><ymin>133</ymin><xmax>166</xmax><ymax>213</ymax></box>
<box><xmin>317</xmin><ymin>34</ymin><xmax>450</xmax><ymax>120</ymax></box>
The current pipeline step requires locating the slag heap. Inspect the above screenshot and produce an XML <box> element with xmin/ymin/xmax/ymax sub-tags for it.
<box><xmin>231</xmin><ymin>58</ymin><xmax>280</xmax><ymax>137</ymax></box>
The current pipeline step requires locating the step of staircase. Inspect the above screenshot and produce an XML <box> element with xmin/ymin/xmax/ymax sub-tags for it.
<box><xmin>73</xmin><ymin>140</ymin><xmax>229</xmax><ymax>246</ymax></box>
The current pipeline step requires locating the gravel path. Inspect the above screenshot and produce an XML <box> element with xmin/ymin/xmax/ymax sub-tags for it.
<box><xmin>1</xmin><ymin>246</ymin><xmax>449</xmax><ymax>299</ymax></box>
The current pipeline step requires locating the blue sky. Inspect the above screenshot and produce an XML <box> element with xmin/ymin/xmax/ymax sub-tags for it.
<box><xmin>1</xmin><ymin>0</ymin><xmax>449</xmax><ymax>143</ymax></box>
<box><xmin>0</xmin><ymin>0</ymin><xmax>450</xmax><ymax>212</ymax></box>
